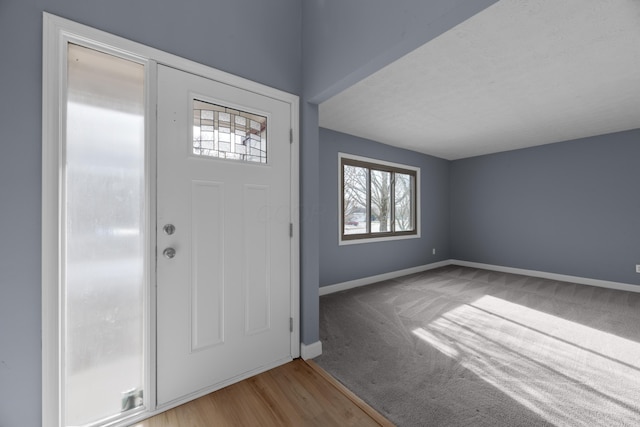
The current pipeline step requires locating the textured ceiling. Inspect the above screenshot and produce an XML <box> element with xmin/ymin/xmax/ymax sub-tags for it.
<box><xmin>319</xmin><ymin>0</ymin><xmax>640</xmax><ymax>160</ymax></box>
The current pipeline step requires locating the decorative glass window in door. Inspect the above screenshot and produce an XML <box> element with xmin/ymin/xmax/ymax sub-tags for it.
<box><xmin>193</xmin><ymin>99</ymin><xmax>267</xmax><ymax>163</ymax></box>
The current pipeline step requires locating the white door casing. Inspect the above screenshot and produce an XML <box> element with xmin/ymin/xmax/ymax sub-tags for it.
<box><xmin>156</xmin><ymin>65</ymin><xmax>294</xmax><ymax>405</ymax></box>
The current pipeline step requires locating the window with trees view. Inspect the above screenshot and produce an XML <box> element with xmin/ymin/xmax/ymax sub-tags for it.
<box><xmin>340</xmin><ymin>154</ymin><xmax>419</xmax><ymax>242</ymax></box>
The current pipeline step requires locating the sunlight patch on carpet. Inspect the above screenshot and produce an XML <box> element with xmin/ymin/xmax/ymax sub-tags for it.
<box><xmin>413</xmin><ymin>295</ymin><xmax>640</xmax><ymax>426</ymax></box>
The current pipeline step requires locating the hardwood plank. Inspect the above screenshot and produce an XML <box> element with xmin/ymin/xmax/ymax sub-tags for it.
<box><xmin>133</xmin><ymin>359</ymin><xmax>392</xmax><ymax>427</ymax></box>
<box><xmin>305</xmin><ymin>359</ymin><xmax>395</xmax><ymax>427</ymax></box>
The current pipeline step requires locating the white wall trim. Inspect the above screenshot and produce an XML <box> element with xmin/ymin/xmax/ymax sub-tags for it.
<box><xmin>451</xmin><ymin>260</ymin><xmax>640</xmax><ymax>294</ymax></box>
<box><xmin>300</xmin><ymin>341</ymin><xmax>323</xmax><ymax>360</ymax></box>
<box><xmin>320</xmin><ymin>259</ymin><xmax>639</xmax><ymax>297</ymax></box>
<box><xmin>289</xmin><ymin>95</ymin><xmax>301</xmax><ymax>360</ymax></box>
<box><xmin>41</xmin><ymin>12</ymin><xmax>62</xmax><ymax>426</ymax></box>
<box><xmin>319</xmin><ymin>260</ymin><xmax>450</xmax><ymax>296</ymax></box>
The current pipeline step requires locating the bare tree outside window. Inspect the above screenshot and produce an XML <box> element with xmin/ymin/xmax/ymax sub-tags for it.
<box><xmin>341</xmin><ymin>156</ymin><xmax>418</xmax><ymax>241</ymax></box>
<box><xmin>394</xmin><ymin>173</ymin><xmax>413</xmax><ymax>231</ymax></box>
<box><xmin>371</xmin><ymin>170</ymin><xmax>391</xmax><ymax>232</ymax></box>
<box><xmin>343</xmin><ymin>165</ymin><xmax>368</xmax><ymax>234</ymax></box>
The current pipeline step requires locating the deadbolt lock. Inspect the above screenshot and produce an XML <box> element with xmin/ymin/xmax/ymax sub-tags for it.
<box><xmin>163</xmin><ymin>247</ymin><xmax>176</xmax><ymax>259</ymax></box>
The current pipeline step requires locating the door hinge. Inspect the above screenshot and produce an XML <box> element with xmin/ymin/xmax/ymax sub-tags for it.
<box><xmin>289</xmin><ymin>128</ymin><xmax>293</xmax><ymax>144</ymax></box>
<box><xmin>289</xmin><ymin>223</ymin><xmax>293</xmax><ymax>237</ymax></box>
<box><xmin>290</xmin><ymin>317</ymin><xmax>293</xmax><ymax>332</ymax></box>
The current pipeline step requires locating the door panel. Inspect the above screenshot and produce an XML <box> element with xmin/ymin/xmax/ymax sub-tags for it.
<box><xmin>243</xmin><ymin>184</ymin><xmax>271</xmax><ymax>335</ymax></box>
<box><xmin>191</xmin><ymin>180</ymin><xmax>225</xmax><ymax>351</ymax></box>
<box><xmin>156</xmin><ymin>65</ymin><xmax>292</xmax><ymax>405</ymax></box>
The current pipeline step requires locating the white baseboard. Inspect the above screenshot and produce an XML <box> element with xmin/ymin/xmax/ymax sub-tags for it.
<box><xmin>300</xmin><ymin>341</ymin><xmax>323</xmax><ymax>360</ymax></box>
<box><xmin>319</xmin><ymin>260</ymin><xmax>451</xmax><ymax>296</ymax></box>
<box><xmin>319</xmin><ymin>259</ymin><xmax>639</xmax><ymax>297</ymax></box>
<box><xmin>451</xmin><ymin>260</ymin><xmax>640</xmax><ymax>294</ymax></box>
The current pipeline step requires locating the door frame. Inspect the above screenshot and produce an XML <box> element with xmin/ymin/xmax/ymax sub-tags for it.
<box><xmin>42</xmin><ymin>13</ymin><xmax>300</xmax><ymax>426</ymax></box>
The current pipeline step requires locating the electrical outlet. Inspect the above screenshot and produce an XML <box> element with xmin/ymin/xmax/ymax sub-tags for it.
<box><xmin>432</xmin><ymin>248</ymin><xmax>436</xmax><ymax>255</ymax></box>
<box><xmin>636</xmin><ymin>264</ymin><xmax>640</xmax><ymax>274</ymax></box>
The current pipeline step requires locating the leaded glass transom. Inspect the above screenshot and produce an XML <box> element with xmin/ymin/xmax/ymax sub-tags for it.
<box><xmin>193</xmin><ymin>99</ymin><xmax>267</xmax><ymax>163</ymax></box>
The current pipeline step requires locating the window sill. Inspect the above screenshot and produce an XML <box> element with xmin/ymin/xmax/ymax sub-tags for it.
<box><xmin>338</xmin><ymin>232</ymin><xmax>421</xmax><ymax>246</ymax></box>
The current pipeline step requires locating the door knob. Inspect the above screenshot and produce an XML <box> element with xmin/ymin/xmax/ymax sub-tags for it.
<box><xmin>163</xmin><ymin>224</ymin><xmax>176</xmax><ymax>235</ymax></box>
<box><xmin>163</xmin><ymin>247</ymin><xmax>176</xmax><ymax>259</ymax></box>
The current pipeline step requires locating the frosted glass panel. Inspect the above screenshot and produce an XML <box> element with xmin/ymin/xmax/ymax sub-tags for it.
<box><xmin>65</xmin><ymin>44</ymin><xmax>145</xmax><ymax>426</ymax></box>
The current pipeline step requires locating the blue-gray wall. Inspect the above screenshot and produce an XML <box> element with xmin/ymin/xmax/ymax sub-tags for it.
<box><xmin>319</xmin><ymin>129</ymin><xmax>450</xmax><ymax>286</ymax></box>
<box><xmin>300</xmin><ymin>0</ymin><xmax>497</xmax><ymax>344</ymax></box>
<box><xmin>7</xmin><ymin>0</ymin><xmax>633</xmax><ymax>425</ymax></box>
<box><xmin>451</xmin><ymin>129</ymin><xmax>640</xmax><ymax>285</ymax></box>
<box><xmin>299</xmin><ymin>101</ymin><xmax>321</xmax><ymax>347</ymax></box>
<box><xmin>0</xmin><ymin>1</ymin><xmax>301</xmax><ymax>426</ymax></box>
<box><xmin>0</xmin><ymin>1</ymin><xmax>498</xmax><ymax>423</ymax></box>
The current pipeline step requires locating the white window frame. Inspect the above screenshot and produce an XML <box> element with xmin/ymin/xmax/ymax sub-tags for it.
<box><xmin>42</xmin><ymin>13</ymin><xmax>300</xmax><ymax>427</ymax></box>
<box><xmin>338</xmin><ymin>152</ymin><xmax>421</xmax><ymax>245</ymax></box>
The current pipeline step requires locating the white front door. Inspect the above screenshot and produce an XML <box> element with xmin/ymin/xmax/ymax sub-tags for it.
<box><xmin>156</xmin><ymin>65</ymin><xmax>293</xmax><ymax>405</ymax></box>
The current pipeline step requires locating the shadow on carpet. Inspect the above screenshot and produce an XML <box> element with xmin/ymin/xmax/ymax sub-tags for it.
<box><xmin>315</xmin><ymin>266</ymin><xmax>640</xmax><ymax>427</ymax></box>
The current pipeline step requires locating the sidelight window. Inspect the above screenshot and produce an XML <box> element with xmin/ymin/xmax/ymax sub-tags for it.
<box><xmin>64</xmin><ymin>43</ymin><xmax>146</xmax><ymax>426</ymax></box>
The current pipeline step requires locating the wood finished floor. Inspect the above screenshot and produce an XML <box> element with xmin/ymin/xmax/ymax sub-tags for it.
<box><xmin>134</xmin><ymin>359</ymin><xmax>392</xmax><ymax>427</ymax></box>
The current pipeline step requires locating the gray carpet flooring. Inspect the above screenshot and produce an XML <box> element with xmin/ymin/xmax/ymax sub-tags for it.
<box><xmin>316</xmin><ymin>266</ymin><xmax>640</xmax><ymax>427</ymax></box>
